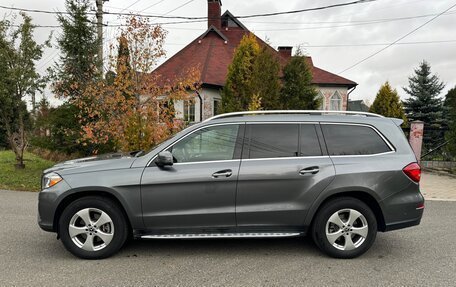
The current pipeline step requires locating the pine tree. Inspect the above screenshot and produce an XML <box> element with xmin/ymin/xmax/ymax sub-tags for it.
<box><xmin>403</xmin><ymin>60</ymin><xmax>445</xmax><ymax>125</ymax></box>
<box><xmin>53</xmin><ymin>0</ymin><xmax>100</xmax><ymax>100</ymax></box>
<box><xmin>369</xmin><ymin>82</ymin><xmax>407</xmax><ymax>123</ymax></box>
<box><xmin>444</xmin><ymin>87</ymin><xmax>456</xmax><ymax>156</ymax></box>
<box><xmin>250</xmin><ymin>47</ymin><xmax>281</xmax><ymax>110</ymax></box>
<box><xmin>281</xmin><ymin>48</ymin><xmax>319</xmax><ymax>110</ymax></box>
<box><xmin>221</xmin><ymin>33</ymin><xmax>260</xmax><ymax>112</ymax></box>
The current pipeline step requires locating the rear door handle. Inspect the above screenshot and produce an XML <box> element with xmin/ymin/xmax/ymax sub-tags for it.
<box><xmin>299</xmin><ymin>166</ymin><xmax>319</xmax><ymax>175</ymax></box>
<box><xmin>212</xmin><ymin>169</ymin><xmax>233</xmax><ymax>178</ymax></box>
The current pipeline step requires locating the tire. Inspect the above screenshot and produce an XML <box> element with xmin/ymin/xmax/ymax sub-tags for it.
<box><xmin>58</xmin><ymin>196</ymin><xmax>128</xmax><ymax>259</ymax></box>
<box><xmin>311</xmin><ymin>197</ymin><xmax>377</xmax><ymax>259</ymax></box>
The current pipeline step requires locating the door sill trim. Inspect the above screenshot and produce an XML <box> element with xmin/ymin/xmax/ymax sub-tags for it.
<box><xmin>141</xmin><ymin>232</ymin><xmax>302</xmax><ymax>239</ymax></box>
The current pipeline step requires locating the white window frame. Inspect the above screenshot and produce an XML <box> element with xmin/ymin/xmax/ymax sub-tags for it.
<box><xmin>330</xmin><ymin>91</ymin><xmax>342</xmax><ymax>111</ymax></box>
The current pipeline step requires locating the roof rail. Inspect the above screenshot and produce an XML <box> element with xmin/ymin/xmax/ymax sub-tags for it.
<box><xmin>203</xmin><ymin>110</ymin><xmax>384</xmax><ymax>122</ymax></box>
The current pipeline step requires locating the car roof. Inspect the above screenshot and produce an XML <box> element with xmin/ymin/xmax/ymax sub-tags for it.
<box><xmin>201</xmin><ymin>113</ymin><xmax>400</xmax><ymax>127</ymax></box>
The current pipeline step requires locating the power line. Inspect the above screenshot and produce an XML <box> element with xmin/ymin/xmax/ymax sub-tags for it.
<box><xmin>105</xmin><ymin>0</ymin><xmax>197</xmax><ymax>72</ymax></box>
<box><xmin>139</xmin><ymin>0</ymin><xmax>166</xmax><ymax>13</ymax></box>
<box><xmin>301</xmin><ymin>40</ymin><xmax>456</xmax><ymax>48</ymax></box>
<box><xmin>339</xmin><ymin>2</ymin><xmax>456</xmax><ymax>74</ymax></box>
<box><xmin>161</xmin><ymin>39</ymin><xmax>456</xmax><ymax>47</ymax></box>
<box><xmin>243</xmin><ymin>11</ymin><xmax>456</xmax><ymax>25</ymax></box>
<box><xmin>236</xmin><ymin>0</ymin><xmax>377</xmax><ymax>19</ymax></box>
<box><xmin>7</xmin><ymin>9</ymin><xmax>455</xmax><ymax>30</ymax></box>
<box><xmin>119</xmin><ymin>0</ymin><xmax>145</xmax><ymax>13</ymax></box>
<box><xmin>0</xmin><ymin>0</ymin><xmax>377</xmax><ymax>20</ymax></box>
<box><xmin>11</xmin><ymin>11</ymin><xmax>451</xmax><ymax>31</ymax></box>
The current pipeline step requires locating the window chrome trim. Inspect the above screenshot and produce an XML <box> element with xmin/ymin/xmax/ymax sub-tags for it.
<box><xmin>146</xmin><ymin>122</ymin><xmax>241</xmax><ymax>167</ymax></box>
<box><xmin>320</xmin><ymin>122</ymin><xmax>396</xmax><ymax>154</ymax></box>
<box><xmin>329</xmin><ymin>151</ymin><xmax>396</xmax><ymax>158</ymax></box>
<box><xmin>173</xmin><ymin>159</ymin><xmax>241</xmax><ymax>166</ymax></box>
<box><xmin>245</xmin><ymin>121</ymin><xmax>319</xmax><ymax>125</ymax></box>
<box><xmin>242</xmin><ymin>156</ymin><xmax>330</xmax><ymax>162</ymax></box>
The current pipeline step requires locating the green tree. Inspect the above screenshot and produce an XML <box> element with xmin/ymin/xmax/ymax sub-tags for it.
<box><xmin>369</xmin><ymin>82</ymin><xmax>407</xmax><ymax>122</ymax></box>
<box><xmin>250</xmin><ymin>47</ymin><xmax>281</xmax><ymax>110</ymax></box>
<box><xmin>31</xmin><ymin>103</ymin><xmax>104</xmax><ymax>155</ymax></box>
<box><xmin>444</xmin><ymin>87</ymin><xmax>456</xmax><ymax>156</ymax></box>
<box><xmin>0</xmin><ymin>14</ymin><xmax>48</xmax><ymax>168</ymax></box>
<box><xmin>53</xmin><ymin>0</ymin><xmax>100</xmax><ymax>100</ymax></box>
<box><xmin>403</xmin><ymin>60</ymin><xmax>445</xmax><ymax>125</ymax></box>
<box><xmin>221</xmin><ymin>33</ymin><xmax>260</xmax><ymax>112</ymax></box>
<box><xmin>281</xmin><ymin>48</ymin><xmax>319</xmax><ymax>110</ymax></box>
<box><xmin>50</xmin><ymin>0</ymin><xmax>101</xmax><ymax>154</ymax></box>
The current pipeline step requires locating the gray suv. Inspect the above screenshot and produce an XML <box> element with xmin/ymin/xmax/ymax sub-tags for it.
<box><xmin>38</xmin><ymin>111</ymin><xmax>424</xmax><ymax>259</ymax></box>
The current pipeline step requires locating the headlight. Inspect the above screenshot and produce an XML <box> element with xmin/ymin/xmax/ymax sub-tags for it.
<box><xmin>42</xmin><ymin>172</ymin><xmax>63</xmax><ymax>189</ymax></box>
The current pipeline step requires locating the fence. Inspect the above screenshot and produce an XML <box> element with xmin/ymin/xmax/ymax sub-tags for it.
<box><xmin>403</xmin><ymin>125</ymin><xmax>454</xmax><ymax>161</ymax></box>
<box><xmin>421</xmin><ymin>161</ymin><xmax>456</xmax><ymax>169</ymax></box>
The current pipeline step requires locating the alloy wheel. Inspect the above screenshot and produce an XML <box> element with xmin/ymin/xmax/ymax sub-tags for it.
<box><xmin>68</xmin><ymin>208</ymin><xmax>114</xmax><ymax>252</ymax></box>
<box><xmin>325</xmin><ymin>208</ymin><xmax>368</xmax><ymax>251</ymax></box>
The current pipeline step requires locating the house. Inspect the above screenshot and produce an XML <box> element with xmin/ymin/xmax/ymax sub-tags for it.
<box><xmin>152</xmin><ymin>0</ymin><xmax>357</xmax><ymax>122</ymax></box>
<box><xmin>347</xmin><ymin>100</ymin><xmax>370</xmax><ymax>112</ymax></box>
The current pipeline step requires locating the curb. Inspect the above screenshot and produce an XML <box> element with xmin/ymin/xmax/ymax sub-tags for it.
<box><xmin>423</xmin><ymin>197</ymin><xmax>456</xmax><ymax>202</ymax></box>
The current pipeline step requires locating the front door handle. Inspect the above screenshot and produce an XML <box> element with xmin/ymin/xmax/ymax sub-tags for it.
<box><xmin>299</xmin><ymin>166</ymin><xmax>319</xmax><ymax>175</ymax></box>
<box><xmin>212</xmin><ymin>169</ymin><xmax>233</xmax><ymax>178</ymax></box>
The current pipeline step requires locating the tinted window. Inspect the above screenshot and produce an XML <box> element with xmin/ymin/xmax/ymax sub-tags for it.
<box><xmin>322</xmin><ymin>124</ymin><xmax>391</xmax><ymax>155</ymax></box>
<box><xmin>248</xmin><ymin>124</ymin><xmax>299</xmax><ymax>159</ymax></box>
<box><xmin>300</xmin><ymin>125</ymin><xmax>322</xmax><ymax>156</ymax></box>
<box><xmin>171</xmin><ymin>125</ymin><xmax>240</xmax><ymax>163</ymax></box>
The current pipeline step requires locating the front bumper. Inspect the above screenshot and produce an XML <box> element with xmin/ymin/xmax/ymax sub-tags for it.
<box><xmin>37</xmin><ymin>180</ymin><xmax>72</xmax><ymax>233</ymax></box>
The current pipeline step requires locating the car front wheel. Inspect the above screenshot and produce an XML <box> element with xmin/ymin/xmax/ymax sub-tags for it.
<box><xmin>312</xmin><ymin>197</ymin><xmax>377</xmax><ymax>259</ymax></box>
<box><xmin>58</xmin><ymin>196</ymin><xmax>128</xmax><ymax>259</ymax></box>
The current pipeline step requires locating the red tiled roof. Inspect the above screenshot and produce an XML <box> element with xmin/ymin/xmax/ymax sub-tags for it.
<box><xmin>311</xmin><ymin>66</ymin><xmax>357</xmax><ymax>87</ymax></box>
<box><xmin>151</xmin><ymin>12</ymin><xmax>356</xmax><ymax>88</ymax></box>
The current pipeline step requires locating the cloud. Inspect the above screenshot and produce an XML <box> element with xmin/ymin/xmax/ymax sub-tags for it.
<box><xmin>1</xmin><ymin>0</ymin><xmax>455</xmax><ymax>106</ymax></box>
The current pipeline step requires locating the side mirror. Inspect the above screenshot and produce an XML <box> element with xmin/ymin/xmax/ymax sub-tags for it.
<box><xmin>155</xmin><ymin>151</ymin><xmax>173</xmax><ymax>167</ymax></box>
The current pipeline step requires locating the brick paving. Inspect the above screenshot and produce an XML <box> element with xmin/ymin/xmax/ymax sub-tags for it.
<box><xmin>421</xmin><ymin>172</ymin><xmax>456</xmax><ymax>201</ymax></box>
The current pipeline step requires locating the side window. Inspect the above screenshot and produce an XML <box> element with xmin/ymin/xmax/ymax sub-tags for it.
<box><xmin>247</xmin><ymin>124</ymin><xmax>299</xmax><ymax>159</ymax></box>
<box><xmin>300</xmin><ymin>125</ymin><xmax>322</xmax><ymax>156</ymax></box>
<box><xmin>170</xmin><ymin>125</ymin><xmax>240</xmax><ymax>163</ymax></box>
<box><xmin>322</xmin><ymin>124</ymin><xmax>392</xmax><ymax>155</ymax></box>
<box><xmin>330</xmin><ymin>92</ymin><xmax>342</xmax><ymax>111</ymax></box>
<box><xmin>183</xmin><ymin>101</ymin><xmax>195</xmax><ymax>122</ymax></box>
<box><xmin>213</xmin><ymin>99</ymin><xmax>221</xmax><ymax>115</ymax></box>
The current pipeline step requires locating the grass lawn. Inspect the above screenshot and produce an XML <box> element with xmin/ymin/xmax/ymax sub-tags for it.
<box><xmin>0</xmin><ymin>150</ymin><xmax>55</xmax><ymax>192</ymax></box>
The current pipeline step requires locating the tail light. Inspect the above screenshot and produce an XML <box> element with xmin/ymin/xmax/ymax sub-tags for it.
<box><xmin>403</xmin><ymin>162</ymin><xmax>421</xmax><ymax>183</ymax></box>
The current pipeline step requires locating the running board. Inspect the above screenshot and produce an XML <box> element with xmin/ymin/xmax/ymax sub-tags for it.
<box><xmin>141</xmin><ymin>232</ymin><xmax>302</xmax><ymax>239</ymax></box>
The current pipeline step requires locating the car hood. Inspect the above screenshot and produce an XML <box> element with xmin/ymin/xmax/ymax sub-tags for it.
<box><xmin>43</xmin><ymin>152</ymin><xmax>138</xmax><ymax>175</ymax></box>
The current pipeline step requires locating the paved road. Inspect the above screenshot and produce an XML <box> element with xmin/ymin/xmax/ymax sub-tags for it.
<box><xmin>421</xmin><ymin>172</ymin><xmax>456</xmax><ymax>201</ymax></box>
<box><xmin>1</xmin><ymin>190</ymin><xmax>455</xmax><ymax>286</ymax></box>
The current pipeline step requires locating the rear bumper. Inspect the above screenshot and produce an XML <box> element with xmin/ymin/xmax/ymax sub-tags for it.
<box><xmin>384</xmin><ymin>216</ymin><xmax>422</xmax><ymax>232</ymax></box>
<box><xmin>380</xmin><ymin>184</ymin><xmax>425</xmax><ymax>232</ymax></box>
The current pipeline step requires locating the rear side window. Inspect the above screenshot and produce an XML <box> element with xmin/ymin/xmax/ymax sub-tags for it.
<box><xmin>300</xmin><ymin>124</ymin><xmax>322</xmax><ymax>156</ymax></box>
<box><xmin>247</xmin><ymin>124</ymin><xmax>299</xmax><ymax>159</ymax></box>
<box><xmin>322</xmin><ymin>124</ymin><xmax>392</xmax><ymax>156</ymax></box>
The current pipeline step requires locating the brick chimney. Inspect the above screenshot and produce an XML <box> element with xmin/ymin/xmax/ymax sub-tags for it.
<box><xmin>278</xmin><ymin>46</ymin><xmax>293</xmax><ymax>60</ymax></box>
<box><xmin>208</xmin><ymin>0</ymin><xmax>222</xmax><ymax>30</ymax></box>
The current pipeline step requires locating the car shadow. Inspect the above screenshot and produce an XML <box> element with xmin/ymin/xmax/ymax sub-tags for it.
<box><xmin>119</xmin><ymin>236</ymin><xmax>325</xmax><ymax>259</ymax></box>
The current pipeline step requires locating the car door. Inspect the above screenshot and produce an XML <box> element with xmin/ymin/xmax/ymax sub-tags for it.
<box><xmin>236</xmin><ymin>123</ymin><xmax>335</xmax><ymax>230</ymax></box>
<box><xmin>140</xmin><ymin>123</ymin><xmax>244</xmax><ymax>231</ymax></box>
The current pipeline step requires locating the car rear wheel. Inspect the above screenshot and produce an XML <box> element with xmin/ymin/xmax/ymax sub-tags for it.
<box><xmin>58</xmin><ymin>196</ymin><xmax>128</xmax><ymax>259</ymax></box>
<box><xmin>312</xmin><ymin>197</ymin><xmax>377</xmax><ymax>259</ymax></box>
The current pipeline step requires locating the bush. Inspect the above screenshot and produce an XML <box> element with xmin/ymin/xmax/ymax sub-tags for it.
<box><xmin>29</xmin><ymin>147</ymin><xmax>79</xmax><ymax>163</ymax></box>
